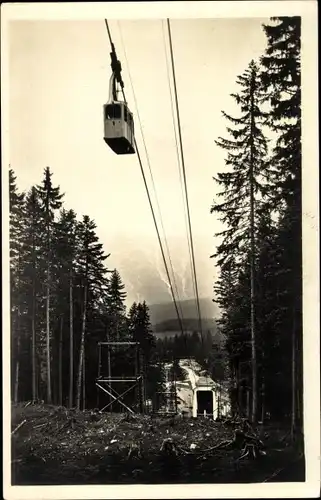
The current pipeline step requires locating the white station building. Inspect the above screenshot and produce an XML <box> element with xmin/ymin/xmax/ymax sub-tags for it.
<box><xmin>163</xmin><ymin>359</ymin><xmax>230</xmax><ymax>419</ymax></box>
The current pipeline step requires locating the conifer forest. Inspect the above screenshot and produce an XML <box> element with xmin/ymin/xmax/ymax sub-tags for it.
<box><xmin>8</xmin><ymin>16</ymin><xmax>307</xmax><ymax>486</ymax></box>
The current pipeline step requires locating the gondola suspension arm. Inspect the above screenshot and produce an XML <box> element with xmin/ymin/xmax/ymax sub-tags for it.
<box><xmin>105</xmin><ymin>19</ymin><xmax>124</xmax><ymax>101</ymax></box>
<box><xmin>103</xmin><ymin>19</ymin><xmax>134</xmax><ymax>154</ymax></box>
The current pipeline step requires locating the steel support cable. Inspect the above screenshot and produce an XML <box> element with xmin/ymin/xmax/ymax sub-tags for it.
<box><xmin>166</xmin><ymin>19</ymin><xmax>204</xmax><ymax>345</ymax></box>
<box><xmin>132</xmin><ymin>136</ymin><xmax>185</xmax><ymax>339</ymax></box>
<box><xmin>132</xmin><ymin>135</ymin><xmax>183</xmax><ymax>413</ymax></box>
<box><xmin>115</xmin><ymin>25</ymin><xmax>181</xmax><ymax>414</ymax></box>
<box><xmin>161</xmin><ymin>19</ymin><xmax>199</xmax><ymax>332</ymax></box>
<box><xmin>161</xmin><ymin>20</ymin><xmax>195</xmax><ymax>296</ymax></box>
<box><xmin>161</xmin><ymin>20</ymin><xmax>197</xmax><ymax>368</ymax></box>
<box><xmin>103</xmin><ymin>19</ymin><xmax>185</xmax><ymax>341</ymax></box>
<box><xmin>117</xmin><ymin>20</ymin><xmax>185</xmax><ymax>328</ymax></box>
<box><xmin>104</xmin><ymin>19</ymin><xmax>113</xmax><ymax>48</ymax></box>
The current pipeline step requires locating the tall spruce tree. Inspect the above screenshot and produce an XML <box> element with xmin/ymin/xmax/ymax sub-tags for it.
<box><xmin>128</xmin><ymin>302</ymin><xmax>138</xmax><ymax>338</ymax></box>
<box><xmin>211</xmin><ymin>60</ymin><xmax>271</xmax><ymax>422</ymax></box>
<box><xmin>22</xmin><ymin>187</ymin><xmax>47</xmax><ymax>401</ymax></box>
<box><xmin>130</xmin><ymin>302</ymin><xmax>155</xmax><ymax>359</ymax></box>
<box><xmin>106</xmin><ymin>269</ymin><xmax>128</xmax><ymax>342</ymax></box>
<box><xmin>128</xmin><ymin>301</ymin><xmax>166</xmax><ymax>405</ymax></box>
<box><xmin>261</xmin><ymin>16</ymin><xmax>302</xmax><ymax>436</ymax></box>
<box><xmin>53</xmin><ymin>208</ymin><xmax>77</xmax><ymax>406</ymax></box>
<box><xmin>75</xmin><ymin>215</ymin><xmax>109</xmax><ymax>410</ymax></box>
<box><xmin>9</xmin><ymin>169</ymin><xmax>26</xmax><ymax>402</ymax></box>
<box><xmin>254</xmin><ymin>209</ymin><xmax>279</xmax><ymax>421</ymax></box>
<box><xmin>169</xmin><ymin>358</ymin><xmax>185</xmax><ymax>382</ymax></box>
<box><xmin>36</xmin><ymin>167</ymin><xmax>64</xmax><ymax>403</ymax></box>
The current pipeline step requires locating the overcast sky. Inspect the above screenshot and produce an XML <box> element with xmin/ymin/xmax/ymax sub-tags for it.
<box><xmin>8</xmin><ymin>17</ymin><xmax>270</xmax><ymax>303</ymax></box>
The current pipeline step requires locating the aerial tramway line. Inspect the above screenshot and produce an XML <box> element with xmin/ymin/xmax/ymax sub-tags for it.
<box><xmin>99</xmin><ymin>19</ymin><xmax>210</xmax><ymax>416</ymax></box>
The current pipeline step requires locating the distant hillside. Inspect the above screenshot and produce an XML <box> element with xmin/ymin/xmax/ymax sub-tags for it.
<box><xmin>154</xmin><ymin>317</ymin><xmax>217</xmax><ymax>334</ymax></box>
<box><xmin>149</xmin><ymin>298</ymin><xmax>223</xmax><ymax>344</ymax></box>
<box><xmin>148</xmin><ymin>297</ymin><xmax>219</xmax><ymax>325</ymax></box>
<box><xmin>154</xmin><ymin>323</ymin><xmax>224</xmax><ymax>345</ymax></box>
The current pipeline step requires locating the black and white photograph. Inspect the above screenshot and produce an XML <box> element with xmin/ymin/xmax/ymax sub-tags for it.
<box><xmin>1</xmin><ymin>1</ymin><xmax>319</xmax><ymax>498</ymax></box>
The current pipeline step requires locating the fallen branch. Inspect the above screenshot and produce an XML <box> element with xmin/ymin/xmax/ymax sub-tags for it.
<box><xmin>12</xmin><ymin>419</ymin><xmax>26</xmax><ymax>436</ymax></box>
<box><xmin>197</xmin><ymin>438</ymin><xmax>235</xmax><ymax>456</ymax></box>
<box><xmin>55</xmin><ymin>416</ymin><xmax>79</xmax><ymax>434</ymax></box>
<box><xmin>235</xmin><ymin>431</ymin><xmax>266</xmax><ymax>461</ymax></box>
<box><xmin>33</xmin><ymin>422</ymin><xmax>47</xmax><ymax>430</ymax></box>
<box><xmin>240</xmin><ymin>418</ymin><xmax>258</xmax><ymax>436</ymax></box>
<box><xmin>238</xmin><ymin>443</ymin><xmax>260</xmax><ymax>461</ymax></box>
<box><xmin>176</xmin><ymin>438</ymin><xmax>236</xmax><ymax>458</ymax></box>
<box><xmin>263</xmin><ymin>452</ymin><xmax>303</xmax><ymax>482</ymax></box>
<box><xmin>160</xmin><ymin>438</ymin><xmax>179</xmax><ymax>456</ymax></box>
<box><xmin>280</xmin><ymin>430</ymin><xmax>291</xmax><ymax>443</ymax></box>
<box><xmin>237</xmin><ymin>448</ymin><xmax>250</xmax><ymax>461</ymax></box>
<box><xmin>121</xmin><ymin>412</ymin><xmax>138</xmax><ymax>423</ymax></box>
<box><xmin>197</xmin><ymin>429</ymin><xmax>266</xmax><ymax>461</ymax></box>
<box><xmin>263</xmin><ymin>466</ymin><xmax>284</xmax><ymax>482</ymax></box>
<box><xmin>127</xmin><ymin>442</ymin><xmax>143</xmax><ymax>460</ymax></box>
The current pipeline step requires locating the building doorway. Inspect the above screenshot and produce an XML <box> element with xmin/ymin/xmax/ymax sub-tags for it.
<box><xmin>196</xmin><ymin>390</ymin><xmax>213</xmax><ymax>416</ymax></box>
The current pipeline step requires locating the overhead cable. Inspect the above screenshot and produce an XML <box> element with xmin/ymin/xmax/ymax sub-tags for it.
<box><xmin>166</xmin><ymin>18</ymin><xmax>204</xmax><ymax>344</ymax></box>
<box><xmin>104</xmin><ymin>19</ymin><xmax>185</xmax><ymax>339</ymax></box>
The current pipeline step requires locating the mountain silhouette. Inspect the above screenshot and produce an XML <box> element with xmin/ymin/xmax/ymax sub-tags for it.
<box><xmin>148</xmin><ymin>297</ymin><xmax>220</xmax><ymax>325</ymax></box>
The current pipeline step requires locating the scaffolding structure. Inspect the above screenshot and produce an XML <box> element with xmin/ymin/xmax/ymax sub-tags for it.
<box><xmin>151</xmin><ymin>360</ymin><xmax>178</xmax><ymax>415</ymax></box>
<box><xmin>153</xmin><ymin>388</ymin><xmax>178</xmax><ymax>415</ymax></box>
<box><xmin>96</xmin><ymin>341</ymin><xmax>145</xmax><ymax>414</ymax></box>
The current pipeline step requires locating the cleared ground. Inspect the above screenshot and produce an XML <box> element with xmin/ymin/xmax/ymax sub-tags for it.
<box><xmin>11</xmin><ymin>403</ymin><xmax>305</xmax><ymax>484</ymax></box>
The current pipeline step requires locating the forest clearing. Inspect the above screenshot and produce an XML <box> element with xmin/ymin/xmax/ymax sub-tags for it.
<box><xmin>11</xmin><ymin>403</ymin><xmax>304</xmax><ymax>485</ymax></box>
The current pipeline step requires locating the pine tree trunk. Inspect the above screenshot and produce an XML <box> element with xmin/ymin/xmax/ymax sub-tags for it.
<box><xmin>291</xmin><ymin>305</ymin><xmax>296</xmax><ymax>440</ymax></box>
<box><xmin>14</xmin><ymin>250</ymin><xmax>22</xmax><ymax>403</ymax></box>
<box><xmin>58</xmin><ymin>315</ymin><xmax>63</xmax><ymax>406</ymax></box>
<box><xmin>261</xmin><ymin>379</ymin><xmax>265</xmax><ymax>424</ymax></box>
<box><xmin>141</xmin><ymin>357</ymin><xmax>147</xmax><ymax>413</ymax></box>
<box><xmin>246</xmin><ymin>387</ymin><xmax>250</xmax><ymax>419</ymax></box>
<box><xmin>31</xmin><ymin>280</ymin><xmax>37</xmax><ymax>401</ymax></box>
<box><xmin>31</xmin><ymin>224</ymin><xmax>37</xmax><ymax>401</ymax></box>
<box><xmin>135</xmin><ymin>350</ymin><xmax>140</xmax><ymax>412</ymax></box>
<box><xmin>69</xmin><ymin>270</ymin><xmax>74</xmax><ymax>408</ymax></box>
<box><xmin>249</xmin><ymin>71</ymin><xmax>257</xmax><ymax>423</ymax></box>
<box><xmin>46</xmin><ymin>259</ymin><xmax>52</xmax><ymax>403</ymax></box>
<box><xmin>295</xmin><ymin>279</ymin><xmax>303</xmax><ymax>433</ymax></box>
<box><xmin>45</xmin><ymin>215</ymin><xmax>52</xmax><ymax>404</ymax></box>
<box><xmin>14</xmin><ymin>338</ymin><xmax>20</xmax><ymax>403</ymax></box>
<box><xmin>237</xmin><ymin>363</ymin><xmax>242</xmax><ymax>416</ymax></box>
<box><xmin>217</xmin><ymin>389</ymin><xmax>221</xmax><ymax>420</ymax></box>
<box><xmin>260</xmin><ymin>344</ymin><xmax>265</xmax><ymax>424</ymax></box>
<box><xmin>76</xmin><ymin>283</ymin><xmax>87</xmax><ymax>410</ymax></box>
<box><xmin>296</xmin><ymin>340</ymin><xmax>301</xmax><ymax>426</ymax></box>
<box><xmin>82</xmin><ymin>354</ymin><xmax>86</xmax><ymax>410</ymax></box>
<box><xmin>97</xmin><ymin>341</ymin><xmax>102</xmax><ymax>408</ymax></box>
<box><xmin>107</xmin><ymin>330</ymin><xmax>112</xmax><ymax>411</ymax></box>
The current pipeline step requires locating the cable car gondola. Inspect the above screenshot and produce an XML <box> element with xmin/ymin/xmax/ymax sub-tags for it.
<box><xmin>103</xmin><ymin>49</ymin><xmax>135</xmax><ymax>155</ymax></box>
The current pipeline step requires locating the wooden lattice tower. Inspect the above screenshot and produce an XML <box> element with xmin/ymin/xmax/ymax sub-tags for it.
<box><xmin>96</xmin><ymin>341</ymin><xmax>145</xmax><ymax>413</ymax></box>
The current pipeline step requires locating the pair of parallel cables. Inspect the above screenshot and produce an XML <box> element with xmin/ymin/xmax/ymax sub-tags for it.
<box><xmin>104</xmin><ymin>19</ymin><xmax>204</xmax><ymax>354</ymax></box>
